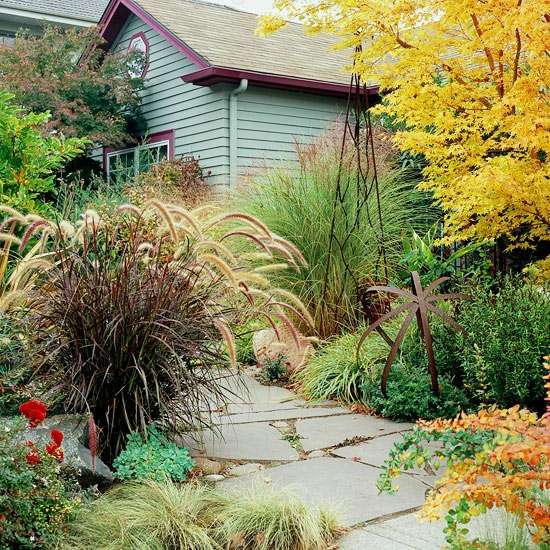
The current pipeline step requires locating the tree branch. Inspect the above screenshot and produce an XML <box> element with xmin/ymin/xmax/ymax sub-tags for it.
<box><xmin>470</xmin><ymin>13</ymin><xmax>496</xmax><ymax>73</ymax></box>
<box><xmin>512</xmin><ymin>28</ymin><xmax>522</xmax><ymax>84</ymax></box>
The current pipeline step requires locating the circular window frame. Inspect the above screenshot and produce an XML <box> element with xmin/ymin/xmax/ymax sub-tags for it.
<box><xmin>127</xmin><ymin>32</ymin><xmax>149</xmax><ymax>78</ymax></box>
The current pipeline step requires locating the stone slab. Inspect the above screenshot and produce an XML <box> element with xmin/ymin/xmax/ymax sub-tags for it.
<box><xmin>213</xmin><ymin>406</ymin><xmax>352</xmax><ymax>425</ymax></box>
<box><xmin>296</xmin><ymin>414</ymin><xmax>413</xmax><ymax>451</ymax></box>
<box><xmin>339</xmin><ymin>509</ymin><xmax>527</xmax><ymax>550</ymax></box>
<box><xmin>178</xmin><ymin>422</ymin><xmax>300</xmax><ymax>462</ymax></box>
<box><xmin>224</xmin><ymin>401</ymin><xmax>307</xmax><ymax>414</ymax></box>
<box><xmin>340</xmin><ymin>516</ymin><xmax>446</xmax><ymax>550</ymax></box>
<box><xmin>332</xmin><ymin>433</ymin><xmax>428</xmax><ymax>475</ymax></box>
<box><xmin>221</xmin><ymin>457</ymin><xmax>428</xmax><ymax>527</ymax></box>
<box><xmin>228</xmin><ymin>463</ymin><xmax>264</xmax><ymax>477</ymax></box>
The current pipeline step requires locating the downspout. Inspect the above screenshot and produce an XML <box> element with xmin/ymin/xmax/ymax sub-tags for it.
<box><xmin>229</xmin><ymin>79</ymin><xmax>248</xmax><ymax>187</ymax></box>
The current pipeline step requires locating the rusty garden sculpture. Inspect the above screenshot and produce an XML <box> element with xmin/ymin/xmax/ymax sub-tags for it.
<box><xmin>357</xmin><ymin>271</ymin><xmax>467</xmax><ymax>396</ymax></box>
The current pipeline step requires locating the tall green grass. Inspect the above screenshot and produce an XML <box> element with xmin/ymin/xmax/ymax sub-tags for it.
<box><xmin>234</xmin><ymin>136</ymin><xmax>436</xmax><ymax>337</ymax></box>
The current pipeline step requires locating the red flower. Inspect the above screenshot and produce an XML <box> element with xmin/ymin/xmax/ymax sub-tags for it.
<box><xmin>45</xmin><ymin>429</ymin><xmax>65</xmax><ymax>462</ymax></box>
<box><xmin>19</xmin><ymin>400</ymin><xmax>47</xmax><ymax>428</ymax></box>
<box><xmin>45</xmin><ymin>441</ymin><xmax>64</xmax><ymax>461</ymax></box>
<box><xmin>25</xmin><ymin>451</ymin><xmax>41</xmax><ymax>466</ymax></box>
<box><xmin>50</xmin><ymin>429</ymin><xmax>63</xmax><ymax>447</ymax></box>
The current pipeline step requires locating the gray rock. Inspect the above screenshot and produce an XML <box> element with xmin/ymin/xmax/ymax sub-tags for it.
<box><xmin>295</xmin><ymin>414</ymin><xmax>413</xmax><ymax>451</ymax></box>
<box><xmin>228</xmin><ymin>463</ymin><xmax>264</xmax><ymax>477</ymax></box>
<box><xmin>204</xmin><ymin>474</ymin><xmax>225</xmax><ymax>482</ymax></box>
<box><xmin>222</xmin><ymin>457</ymin><xmax>428</xmax><ymax>527</ymax></box>
<box><xmin>177</xmin><ymin>422</ymin><xmax>300</xmax><ymax>462</ymax></box>
<box><xmin>12</xmin><ymin>414</ymin><xmax>113</xmax><ymax>488</ymax></box>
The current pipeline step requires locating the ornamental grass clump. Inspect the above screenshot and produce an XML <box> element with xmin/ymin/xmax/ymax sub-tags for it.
<box><xmin>294</xmin><ymin>328</ymin><xmax>389</xmax><ymax>403</ymax></box>
<box><xmin>214</xmin><ymin>486</ymin><xmax>340</xmax><ymax>550</ymax></box>
<box><xmin>63</xmin><ymin>480</ymin><xmax>342</xmax><ymax>550</ymax></box>
<box><xmin>20</xmin><ymin>201</ymin><xmax>309</xmax><ymax>462</ymax></box>
<box><xmin>234</xmin><ymin>132</ymin><xmax>436</xmax><ymax>337</ymax></box>
<box><xmin>64</xmin><ymin>480</ymin><xmax>218</xmax><ymax>550</ymax></box>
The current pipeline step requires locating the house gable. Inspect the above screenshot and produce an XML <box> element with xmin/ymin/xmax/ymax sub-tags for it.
<box><xmin>106</xmin><ymin>12</ymin><xmax>230</xmax><ymax>185</ymax></box>
<box><xmin>98</xmin><ymin>0</ymin><xmax>354</xmax><ymax>186</ymax></box>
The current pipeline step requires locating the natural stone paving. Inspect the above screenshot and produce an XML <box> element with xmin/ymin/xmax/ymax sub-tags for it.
<box><xmin>332</xmin><ymin>432</ymin><xmax>428</xmax><ymax>476</ymax></box>
<box><xmin>212</xmin><ymin>405</ymin><xmax>352</xmax><ymax>425</ymax></box>
<box><xmin>179</xmin><ymin>422</ymin><xmax>300</xmax><ymax>462</ymax></box>
<box><xmin>339</xmin><ymin>509</ymin><xmax>519</xmax><ymax>549</ymax></box>
<box><xmin>222</xmin><ymin>457</ymin><xmax>428</xmax><ymax>527</ymax></box>
<box><xmin>296</xmin><ymin>413</ymin><xmax>413</xmax><ymax>452</ymax></box>
<box><xmin>339</xmin><ymin>513</ymin><xmax>447</xmax><ymax>549</ymax></box>
<box><xmin>184</xmin><ymin>372</ymin><xmax>444</xmax><ymax>547</ymax></box>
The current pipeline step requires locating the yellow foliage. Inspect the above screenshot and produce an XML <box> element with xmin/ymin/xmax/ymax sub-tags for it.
<box><xmin>259</xmin><ymin>1</ymin><xmax>550</xmax><ymax>250</ymax></box>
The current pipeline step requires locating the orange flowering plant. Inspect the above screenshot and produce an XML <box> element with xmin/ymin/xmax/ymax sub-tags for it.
<box><xmin>378</xmin><ymin>357</ymin><xmax>550</xmax><ymax>548</ymax></box>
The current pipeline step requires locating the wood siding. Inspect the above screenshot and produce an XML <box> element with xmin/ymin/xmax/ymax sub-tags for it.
<box><xmin>111</xmin><ymin>14</ymin><xmax>229</xmax><ymax>185</ymax></box>
<box><xmin>236</xmin><ymin>86</ymin><xmax>346</xmax><ymax>178</ymax></box>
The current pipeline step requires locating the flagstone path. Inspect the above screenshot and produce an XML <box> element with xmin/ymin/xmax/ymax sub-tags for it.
<box><xmin>180</xmin><ymin>372</ymin><xmax>449</xmax><ymax>548</ymax></box>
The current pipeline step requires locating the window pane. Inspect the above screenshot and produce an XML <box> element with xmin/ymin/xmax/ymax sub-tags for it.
<box><xmin>158</xmin><ymin>144</ymin><xmax>168</xmax><ymax>162</ymax></box>
<box><xmin>108</xmin><ymin>151</ymin><xmax>135</xmax><ymax>183</ymax></box>
<box><xmin>137</xmin><ymin>142</ymin><xmax>169</xmax><ymax>174</ymax></box>
<box><xmin>0</xmin><ymin>32</ymin><xmax>15</xmax><ymax>46</ymax></box>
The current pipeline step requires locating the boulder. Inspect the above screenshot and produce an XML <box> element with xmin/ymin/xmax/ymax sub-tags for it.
<box><xmin>14</xmin><ymin>414</ymin><xmax>113</xmax><ymax>488</ymax></box>
<box><xmin>252</xmin><ymin>328</ymin><xmax>315</xmax><ymax>375</ymax></box>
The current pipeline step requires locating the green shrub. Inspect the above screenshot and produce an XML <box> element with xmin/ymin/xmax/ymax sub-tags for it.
<box><xmin>113</xmin><ymin>427</ymin><xmax>195</xmax><ymax>482</ymax></box>
<box><xmin>234</xmin><ymin>134</ymin><xmax>436</xmax><ymax>337</ymax></box>
<box><xmin>0</xmin><ymin>416</ymin><xmax>82</xmax><ymax>548</ymax></box>
<box><xmin>456</xmin><ymin>276</ymin><xmax>549</xmax><ymax>410</ymax></box>
<box><xmin>361</xmin><ymin>364</ymin><xmax>469</xmax><ymax>421</ymax></box>
<box><xmin>261</xmin><ymin>355</ymin><xmax>288</xmax><ymax>383</ymax></box>
<box><xmin>296</xmin><ymin>323</ymin><xmax>467</xmax><ymax>420</ymax></box>
<box><xmin>214</xmin><ymin>486</ymin><xmax>340</xmax><ymax>550</ymax></box>
<box><xmin>0</xmin><ymin>90</ymin><xmax>85</xmax><ymax>214</ymax></box>
<box><xmin>294</xmin><ymin>328</ymin><xmax>389</xmax><ymax>403</ymax></box>
<box><xmin>0</xmin><ymin>314</ymin><xmax>32</xmax><ymax>416</ymax></box>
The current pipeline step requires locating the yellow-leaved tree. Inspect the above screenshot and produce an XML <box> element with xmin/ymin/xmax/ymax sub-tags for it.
<box><xmin>259</xmin><ymin>1</ymin><xmax>549</xmax><ymax>254</ymax></box>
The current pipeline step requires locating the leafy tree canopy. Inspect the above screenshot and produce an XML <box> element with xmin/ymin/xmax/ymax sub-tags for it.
<box><xmin>0</xmin><ymin>26</ymin><xmax>144</xmax><ymax>148</ymax></box>
<box><xmin>259</xmin><ymin>1</ymin><xmax>549</xmax><ymax>251</ymax></box>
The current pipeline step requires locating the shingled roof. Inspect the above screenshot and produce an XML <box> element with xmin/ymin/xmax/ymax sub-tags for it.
<box><xmin>132</xmin><ymin>0</ymin><xmax>351</xmax><ymax>86</ymax></box>
<box><xmin>0</xmin><ymin>0</ymin><xmax>109</xmax><ymax>23</ymax></box>
<box><xmin>99</xmin><ymin>0</ymin><xmax>376</xmax><ymax>95</ymax></box>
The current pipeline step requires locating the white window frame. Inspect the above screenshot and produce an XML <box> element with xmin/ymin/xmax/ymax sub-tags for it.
<box><xmin>106</xmin><ymin>139</ymin><xmax>171</xmax><ymax>182</ymax></box>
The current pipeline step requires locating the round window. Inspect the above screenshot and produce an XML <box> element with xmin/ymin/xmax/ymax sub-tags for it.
<box><xmin>128</xmin><ymin>34</ymin><xmax>149</xmax><ymax>78</ymax></box>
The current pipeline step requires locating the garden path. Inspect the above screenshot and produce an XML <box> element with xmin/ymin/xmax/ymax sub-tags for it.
<box><xmin>180</xmin><ymin>372</ymin><xmax>447</xmax><ymax>549</ymax></box>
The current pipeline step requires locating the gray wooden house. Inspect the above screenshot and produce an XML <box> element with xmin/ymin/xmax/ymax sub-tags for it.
<box><xmin>98</xmin><ymin>0</ymin><xmax>378</xmax><ymax>187</ymax></box>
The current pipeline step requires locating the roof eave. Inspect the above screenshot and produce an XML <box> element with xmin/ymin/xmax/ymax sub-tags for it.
<box><xmin>182</xmin><ymin>67</ymin><xmax>380</xmax><ymax>98</ymax></box>
<box><xmin>0</xmin><ymin>5</ymin><xmax>97</xmax><ymax>26</ymax></box>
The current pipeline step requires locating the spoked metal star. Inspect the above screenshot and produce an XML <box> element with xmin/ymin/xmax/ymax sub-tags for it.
<box><xmin>357</xmin><ymin>271</ymin><xmax>467</xmax><ymax>396</ymax></box>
